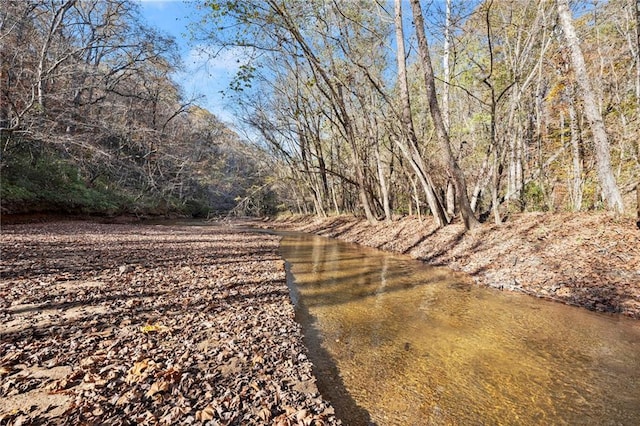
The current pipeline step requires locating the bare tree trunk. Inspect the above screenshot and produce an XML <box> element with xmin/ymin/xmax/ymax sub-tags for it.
<box><xmin>410</xmin><ymin>176</ymin><xmax>422</xmax><ymax>222</ymax></box>
<box><xmin>491</xmin><ymin>149</ymin><xmax>501</xmax><ymax>224</ymax></box>
<box><xmin>331</xmin><ymin>183</ymin><xmax>340</xmax><ymax>215</ymax></box>
<box><xmin>394</xmin><ymin>0</ymin><xmax>448</xmax><ymax>227</ymax></box>
<box><xmin>443</xmin><ymin>0</ymin><xmax>456</xmax><ymax>218</ymax></box>
<box><xmin>312</xmin><ymin>181</ymin><xmax>327</xmax><ymax>217</ymax></box>
<box><xmin>557</xmin><ymin>0</ymin><xmax>624</xmax><ymax>213</ymax></box>
<box><xmin>568</xmin><ymin>100</ymin><xmax>583</xmax><ymax>211</ymax></box>
<box><xmin>446</xmin><ymin>182</ymin><xmax>455</xmax><ymax>217</ymax></box>
<box><xmin>471</xmin><ymin>149</ymin><xmax>492</xmax><ymax>212</ymax></box>
<box><xmin>374</xmin><ymin>141</ymin><xmax>392</xmax><ymax>221</ymax></box>
<box><xmin>634</xmin><ymin>0</ymin><xmax>640</xmax><ymax>124</ymax></box>
<box><xmin>443</xmin><ymin>0</ymin><xmax>451</xmax><ymax>131</ymax></box>
<box><xmin>37</xmin><ymin>0</ymin><xmax>76</xmax><ymax>110</ymax></box>
<box><xmin>354</xmin><ymin>149</ymin><xmax>377</xmax><ymax>222</ymax></box>
<box><xmin>409</xmin><ymin>0</ymin><xmax>480</xmax><ymax>230</ymax></box>
<box><xmin>636</xmin><ymin>183</ymin><xmax>640</xmax><ymax>228</ymax></box>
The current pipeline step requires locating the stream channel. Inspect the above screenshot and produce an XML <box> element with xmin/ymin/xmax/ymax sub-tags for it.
<box><xmin>277</xmin><ymin>231</ymin><xmax>640</xmax><ymax>425</ymax></box>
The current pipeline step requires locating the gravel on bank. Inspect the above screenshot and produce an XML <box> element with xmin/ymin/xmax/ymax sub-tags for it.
<box><xmin>270</xmin><ymin>213</ymin><xmax>640</xmax><ymax>319</ymax></box>
<box><xmin>0</xmin><ymin>221</ymin><xmax>339</xmax><ymax>425</ymax></box>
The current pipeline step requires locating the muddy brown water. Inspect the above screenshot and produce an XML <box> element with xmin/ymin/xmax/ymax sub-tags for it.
<box><xmin>277</xmin><ymin>231</ymin><xmax>640</xmax><ymax>425</ymax></box>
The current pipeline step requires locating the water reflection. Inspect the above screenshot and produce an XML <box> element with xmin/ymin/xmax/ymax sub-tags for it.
<box><xmin>279</xmin><ymin>232</ymin><xmax>640</xmax><ymax>425</ymax></box>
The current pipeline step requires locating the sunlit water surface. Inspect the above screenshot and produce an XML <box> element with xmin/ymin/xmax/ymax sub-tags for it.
<box><xmin>278</xmin><ymin>232</ymin><xmax>640</xmax><ymax>425</ymax></box>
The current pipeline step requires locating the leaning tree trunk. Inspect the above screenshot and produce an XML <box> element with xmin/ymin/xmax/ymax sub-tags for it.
<box><xmin>409</xmin><ymin>0</ymin><xmax>480</xmax><ymax>230</ymax></box>
<box><xmin>557</xmin><ymin>0</ymin><xmax>624</xmax><ymax>213</ymax></box>
<box><xmin>393</xmin><ymin>0</ymin><xmax>448</xmax><ymax>227</ymax></box>
<box><xmin>265</xmin><ymin>0</ymin><xmax>377</xmax><ymax>223</ymax></box>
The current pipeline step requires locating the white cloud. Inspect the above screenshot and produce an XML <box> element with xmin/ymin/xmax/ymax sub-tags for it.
<box><xmin>185</xmin><ymin>45</ymin><xmax>251</xmax><ymax>72</ymax></box>
<box><xmin>176</xmin><ymin>45</ymin><xmax>252</xmax><ymax>126</ymax></box>
<box><xmin>136</xmin><ymin>0</ymin><xmax>172</xmax><ymax>10</ymax></box>
<box><xmin>137</xmin><ymin>1</ymin><xmax>249</xmax><ymax>129</ymax></box>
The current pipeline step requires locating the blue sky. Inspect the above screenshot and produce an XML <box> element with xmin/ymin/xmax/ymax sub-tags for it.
<box><xmin>137</xmin><ymin>0</ymin><xmax>241</xmax><ymax>125</ymax></box>
<box><xmin>135</xmin><ymin>0</ymin><xmax>462</xmax><ymax>133</ymax></box>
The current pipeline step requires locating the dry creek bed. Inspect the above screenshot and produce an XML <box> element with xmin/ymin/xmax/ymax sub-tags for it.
<box><xmin>0</xmin><ymin>221</ymin><xmax>339</xmax><ymax>425</ymax></box>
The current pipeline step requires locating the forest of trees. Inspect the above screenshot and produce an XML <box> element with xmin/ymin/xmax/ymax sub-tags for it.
<box><xmin>198</xmin><ymin>0</ymin><xmax>639</xmax><ymax>227</ymax></box>
<box><xmin>1</xmin><ymin>0</ymin><xmax>638</xmax><ymax>226</ymax></box>
<box><xmin>1</xmin><ymin>0</ymin><xmax>275</xmax><ymax>217</ymax></box>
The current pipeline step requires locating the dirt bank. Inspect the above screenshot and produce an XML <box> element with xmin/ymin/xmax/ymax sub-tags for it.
<box><xmin>269</xmin><ymin>213</ymin><xmax>640</xmax><ymax>319</ymax></box>
<box><xmin>0</xmin><ymin>221</ymin><xmax>338</xmax><ymax>425</ymax></box>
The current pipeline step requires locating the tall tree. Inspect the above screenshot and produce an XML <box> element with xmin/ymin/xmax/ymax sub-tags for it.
<box><xmin>409</xmin><ymin>0</ymin><xmax>480</xmax><ymax>229</ymax></box>
<box><xmin>634</xmin><ymin>0</ymin><xmax>640</xmax><ymax>124</ymax></box>
<box><xmin>635</xmin><ymin>0</ymin><xmax>640</xmax><ymax>159</ymax></box>
<box><xmin>267</xmin><ymin>0</ymin><xmax>378</xmax><ymax>222</ymax></box>
<box><xmin>394</xmin><ymin>0</ymin><xmax>448</xmax><ymax>227</ymax></box>
<box><xmin>556</xmin><ymin>0</ymin><xmax>624</xmax><ymax>213</ymax></box>
<box><xmin>443</xmin><ymin>0</ymin><xmax>456</xmax><ymax>218</ymax></box>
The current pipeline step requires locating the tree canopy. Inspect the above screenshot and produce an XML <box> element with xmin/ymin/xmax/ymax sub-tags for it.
<box><xmin>196</xmin><ymin>0</ymin><xmax>639</xmax><ymax>225</ymax></box>
<box><xmin>2</xmin><ymin>0</ymin><xmax>638</xmax><ymax>223</ymax></box>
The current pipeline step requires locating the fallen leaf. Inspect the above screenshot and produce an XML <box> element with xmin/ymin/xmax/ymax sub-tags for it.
<box><xmin>195</xmin><ymin>404</ymin><xmax>215</xmax><ymax>421</ymax></box>
<box><xmin>125</xmin><ymin>359</ymin><xmax>153</xmax><ymax>384</ymax></box>
<box><xmin>140</xmin><ymin>323</ymin><xmax>170</xmax><ymax>334</ymax></box>
<box><xmin>251</xmin><ymin>354</ymin><xmax>264</xmax><ymax>366</ymax></box>
<box><xmin>257</xmin><ymin>406</ymin><xmax>272</xmax><ymax>421</ymax></box>
<box><xmin>115</xmin><ymin>389</ymin><xmax>140</xmax><ymax>406</ymax></box>
<box><xmin>146</xmin><ymin>380</ymin><xmax>169</xmax><ymax>398</ymax></box>
<box><xmin>157</xmin><ymin>367</ymin><xmax>182</xmax><ymax>383</ymax></box>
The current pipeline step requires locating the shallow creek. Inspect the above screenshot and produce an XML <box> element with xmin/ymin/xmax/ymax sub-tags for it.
<box><xmin>278</xmin><ymin>231</ymin><xmax>640</xmax><ymax>425</ymax></box>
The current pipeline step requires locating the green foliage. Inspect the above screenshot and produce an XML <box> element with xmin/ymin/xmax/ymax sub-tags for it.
<box><xmin>230</xmin><ymin>63</ymin><xmax>256</xmax><ymax>92</ymax></box>
<box><xmin>1</xmin><ymin>183</ymin><xmax>35</xmax><ymax>203</ymax></box>
<box><xmin>1</xmin><ymin>147</ymin><xmax>125</xmax><ymax>214</ymax></box>
<box><xmin>183</xmin><ymin>199</ymin><xmax>212</xmax><ymax>218</ymax></box>
<box><xmin>581</xmin><ymin>177</ymin><xmax>606</xmax><ymax>211</ymax></box>
<box><xmin>522</xmin><ymin>181</ymin><xmax>547</xmax><ymax>212</ymax></box>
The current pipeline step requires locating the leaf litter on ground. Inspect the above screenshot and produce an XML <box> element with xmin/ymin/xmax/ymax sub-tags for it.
<box><xmin>0</xmin><ymin>221</ymin><xmax>339</xmax><ymax>425</ymax></box>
